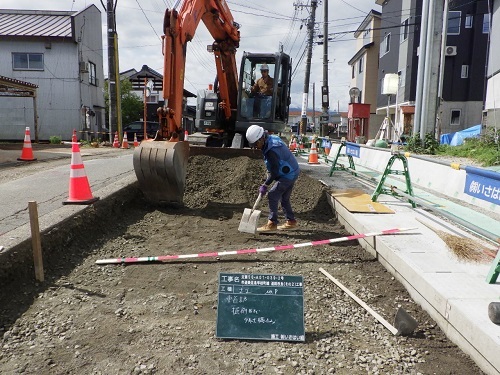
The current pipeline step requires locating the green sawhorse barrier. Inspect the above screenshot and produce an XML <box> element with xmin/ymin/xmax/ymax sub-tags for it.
<box><xmin>329</xmin><ymin>143</ymin><xmax>415</xmax><ymax>208</ymax></box>
<box><xmin>486</xmin><ymin>248</ymin><xmax>500</xmax><ymax>284</ymax></box>
<box><xmin>328</xmin><ymin>141</ymin><xmax>356</xmax><ymax>177</ymax></box>
<box><xmin>371</xmin><ymin>153</ymin><xmax>416</xmax><ymax>208</ymax></box>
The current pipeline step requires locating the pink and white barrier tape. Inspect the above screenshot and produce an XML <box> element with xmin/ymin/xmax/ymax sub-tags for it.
<box><xmin>95</xmin><ymin>227</ymin><xmax>416</xmax><ymax>265</ymax></box>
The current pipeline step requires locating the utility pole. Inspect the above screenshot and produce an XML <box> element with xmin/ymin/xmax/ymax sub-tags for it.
<box><xmin>312</xmin><ymin>82</ymin><xmax>315</xmax><ymax>131</ymax></box>
<box><xmin>299</xmin><ymin>0</ymin><xmax>318</xmax><ymax>136</ymax></box>
<box><xmin>413</xmin><ymin>0</ymin><xmax>444</xmax><ymax>141</ymax></box>
<box><xmin>320</xmin><ymin>0</ymin><xmax>329</xmax><ymax>137</ymax></box>
<box><xmin>104</xmin><ymin>0</ymin><xmax>122</xmax><ymax>143</ymax></box>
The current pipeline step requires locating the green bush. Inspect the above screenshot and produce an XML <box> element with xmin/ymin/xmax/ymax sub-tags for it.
<box><xmin>49</xmin><ymin>136</ymin><xmax>61</xmax><ymax>144</ymax></box>
<box><xmin>405</xmin><ymin>132</ymin><xmax>440</xmax><ymax>155</ymax></box>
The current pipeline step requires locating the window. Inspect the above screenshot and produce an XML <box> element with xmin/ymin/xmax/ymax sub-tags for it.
<box><xmin>400</xmin><ymin>18</ymin><xmax>409</xmax><ymax>43</ymax></box>
<box><xmin>89</xmin><ymin>61</ymin><xmax>97</xmax><ymax>86</ymax></box>
<box><xmin>351</xmin><ymin>65</ymin><xmax>355</xmax><ymax>79</ymax></box>
<box><xmin>483</xmin><ymin>14</ymin><xmax>490</xmax><ymax>34</ymax></box>
<box><xmin>12</xmin><ymin>53</ymin><xmax>44</xmax><ymax>70</ymax></box>
<box><xmin>447</xmin><ymin>11</ymin><xmax>461</xmax><ymax>35</ymax></box>
<box><xmin>381</xmin><ymin>33</ymin><xmax>391</xmax><ymax>56</ymax></box>
<box><xmin>451</xmin><ymin>110</ymin><xmax>461</xmax><ymax>126</ymax></box>
<box><xmin>465</xmin><ymin>14</ymin><xmax>473</xmax><ymax>28</ymax></box>
<box><xmin>461</xmin><ymin>65</ymin><xmax>469</xmax><ymax>79</ymax></box>
<box><xmin>358</xmin><ymin>56</ymin><xmax>363</xmax><ymax>73</ymax></box>
<box><xmin>398</xmin><ymin>70</ymin><xmax>406</xmax><ymax>88</ymax></box>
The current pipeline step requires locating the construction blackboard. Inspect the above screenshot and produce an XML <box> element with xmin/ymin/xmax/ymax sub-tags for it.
<box><xmin>216</xmin><ymin>272</ymin><xmax>305</xmax><ymax>342</ymax></box>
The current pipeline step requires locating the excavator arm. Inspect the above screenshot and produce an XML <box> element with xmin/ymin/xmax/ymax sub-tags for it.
<box><xmin>159</xmin><ymin>0</ymin><xmax>240</xmax><ymax>139</ymax></box>
<box><xmin>133</xmin><ymin>0</ymin><xmax>241</xmax><ymax>205</ymax></box>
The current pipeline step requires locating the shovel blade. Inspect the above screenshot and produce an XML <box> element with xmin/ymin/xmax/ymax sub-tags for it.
<box><xmin>394</xmin><ymin>307</ymin><xmax>418</xmax><ymax>336</ymax></box>
<box><xmin>238</xmin><ymin>208</ymin><xmax>262</xmax><ymax>234</ymax></box>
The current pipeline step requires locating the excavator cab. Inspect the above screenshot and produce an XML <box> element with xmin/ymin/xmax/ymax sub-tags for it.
<box><xmin>192</xmin><ymin>52</ymin><xmax>292</xmax><ymax>148</ymax></box>
<box><xmin>236</xmin><ymin>52</ymin><xmax>291</xmax><ymax>138</ymax></box>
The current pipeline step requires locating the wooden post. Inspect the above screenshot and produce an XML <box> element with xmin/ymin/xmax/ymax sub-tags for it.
<box><xmin>143</xmin><ymin>77</ymin><xmax>148</xmax><ymax>140</ymax></box>
<box><xmin>319</xmin><ymin>267</ymin><xmax>398</xmax><ymax>335</ymax></box>
<box><xmin>28</xmin><ymin>201</ymin><xmax>44</xmax><ymax>282</ymax></box>
<box><xmin>33</xmin><ymin>93</ymin><xmax>39</xmax><ymax>143</ymax></box>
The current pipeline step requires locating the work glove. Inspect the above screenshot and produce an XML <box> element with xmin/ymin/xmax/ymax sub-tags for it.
<box><xmin>258</xmin><ymin>184</ymin><xmax>268</xmax><ymax>195</ymax></box>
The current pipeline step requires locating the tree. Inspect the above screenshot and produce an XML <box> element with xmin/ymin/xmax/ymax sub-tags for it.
<box><xmin>104</xmin><ymin>77</ymin><xmax>143</xmax><ymax>127</ymax></box>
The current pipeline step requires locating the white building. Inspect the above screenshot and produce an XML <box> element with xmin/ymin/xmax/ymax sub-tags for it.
<box><xmin>484</xmin><ymin>0</ymin><xmax>500</xmax><ymax>129</ymax></box>
<box><xmin>0</xmin><ymin>5</ymin><xmax>105</xmax><ymax>141</ymax></box>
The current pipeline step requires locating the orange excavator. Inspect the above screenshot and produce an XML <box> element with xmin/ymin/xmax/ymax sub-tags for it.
<box><xmin>133</xmin><ymin>0</ymin><xmax>292</xmax><ymax>205</ymax></box>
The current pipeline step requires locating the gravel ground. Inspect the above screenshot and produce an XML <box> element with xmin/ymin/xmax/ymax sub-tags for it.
<box><xmin>0</xmin><ymin>152</ymin><xmax>485</xmax><ymax>374</ymax></box>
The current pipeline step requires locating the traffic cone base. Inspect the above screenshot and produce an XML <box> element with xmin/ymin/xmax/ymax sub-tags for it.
<box><xmin>18</xmin><ymin>127</ymin><xmax>37</xmax><ymax>161</ymax></box>
<box><xmin>63</xmin><ymin>133</ymin><xmax>99</xmax><ymax>205</ymax></box>
<box><xmin>308</xmin><ymin>142</ymin><xmax>320</xmax><ymax>164</ymax></box>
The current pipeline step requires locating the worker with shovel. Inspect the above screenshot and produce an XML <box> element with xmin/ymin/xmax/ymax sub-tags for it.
<box><xmin>246</xmin><ymin>125</ymin><xmax>300</xmax><ymax>232</ymax></box>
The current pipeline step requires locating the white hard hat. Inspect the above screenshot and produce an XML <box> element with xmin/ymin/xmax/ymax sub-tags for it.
<box><xmin>260</xmin><ymin>64</ymin><xmax>269</xmax><ymax>71</ymax></box>
<box><xmin>246</xmin><ymin>125</ymin><xmax>264</xmax><ymax>144</ymax></box>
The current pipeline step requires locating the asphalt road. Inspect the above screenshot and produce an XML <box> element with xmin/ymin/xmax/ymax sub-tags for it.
<box><xmin>0</xmin><ymin>147</ymin><xmax>134</xmax><ymax>237</ymax></box>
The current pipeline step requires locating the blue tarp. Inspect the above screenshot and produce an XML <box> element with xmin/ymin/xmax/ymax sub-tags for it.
<box><xmin>440</xmin><ymin>124</ymin><xmax>481</xmax><ymax>146</ymax></box>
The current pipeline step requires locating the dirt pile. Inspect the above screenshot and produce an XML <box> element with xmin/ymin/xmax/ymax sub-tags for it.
<box><xmin>0</xmin><ymin>155</ymin><xmax>483</xmax><ymax>374</ymax></box>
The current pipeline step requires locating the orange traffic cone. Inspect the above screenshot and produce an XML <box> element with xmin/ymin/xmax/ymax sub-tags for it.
<box><xmin>308</xmin><ymin>141</ymin><xmax>320</xmax><ymax>164</ymax></box>
<box><xmin>289</xmin><ymin>138</ymin><xmax>296</xmax><ymax>152</ymax></box>
<box><xmin>63</xmin><ymin>131</ymin><xmax>99</xmax><ymax>205</ymax></box>
<box><xmin>121</xmin><ymin>132</ymin><xmax>129</xmax><ymax>149</ymax></box>
<box><xmin>17</xmin><ymin>127</ymin><xmax>37</xmax><ymax>161</ymax></box>
<box><xmin>112</xmin><ymin>132</ymin><xmax>120</xmax><ymax>148</ymax></box>
<box><xmin>184</xmin><ymin>130</ymin><xmax>189</xmax><ymax>141</ymax></box>
<box><xmin>133</xmin><ymin>133</ymin><xmax>139</xmax><ymax>147</ymax></box>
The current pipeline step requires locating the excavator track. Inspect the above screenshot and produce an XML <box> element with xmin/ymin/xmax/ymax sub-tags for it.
<box><xmin>133</xmin><ymin>140</ymin><xmax>190</xmax><ymax>205</ymax></box>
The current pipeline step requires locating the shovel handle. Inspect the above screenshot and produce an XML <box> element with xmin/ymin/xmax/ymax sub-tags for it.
<box><xmin>252</xmin><ymin>193</ymin><xmax>262</xmax><ymax>211</ymax></box>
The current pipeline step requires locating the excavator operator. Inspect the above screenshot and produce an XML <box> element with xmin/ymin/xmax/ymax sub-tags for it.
<box><xmin>251</xmin><ymin>64</ymin><xmax>274</xmax><ymax>96</ymax></box>
<box><xmin>248</xmin><ymin>64</ymin><xmax>274</xmax><ymax>118</ymax></box>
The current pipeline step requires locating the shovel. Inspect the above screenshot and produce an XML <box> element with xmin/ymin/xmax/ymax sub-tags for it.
<box><xmin>238</xmin><ymin>193</ymin><xmax>263</xmax><ymax>234</ymax></box>
<box><xmin>319</xmin><ymin>268</ymin><xmax>418</xmax><ymax>336</ymax></box>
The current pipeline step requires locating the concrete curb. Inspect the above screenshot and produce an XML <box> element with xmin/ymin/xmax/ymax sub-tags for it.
<box><xmin>327</xmin><ymin>192</ymin><xmax>500</xmax><ymax>375</ymax></box>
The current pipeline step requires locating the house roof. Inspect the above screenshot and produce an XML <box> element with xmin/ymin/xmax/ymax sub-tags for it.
<box><xmin>348</xmin><ymin>42</ymin><xmax>374</xmax><ymax>65</ymax></box>
<box><xmin>121</xmin><ymin>65</ymin><xmax>197</xmax><ymax>98</ymax></box>
<box><xmin>0</xmin><ymin>75</ymin><xmax>38</xmax><ymax>98</ymax></box>
<box><xmin>354</xmin><ymin>10</ymin><xmax>381</xmax><ymax>38</ymax></box>
<box><xmin>127</xmin><ymin>65</ymin><xmax>163</xmax><ymax>91</ymax></box>
<box><xmin>0</xmin><ymin>9</ymin><xmax>73</xmax><ymax>38</ymax></box>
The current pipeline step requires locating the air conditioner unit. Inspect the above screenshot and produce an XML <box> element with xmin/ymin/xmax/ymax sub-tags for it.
<box><xmin>79</xmin><ymin>61</ymin><xmax>89</xmax><ymax>73</ymax></box>
<box><xmin>445</xmin><ymin>46</ymin><xmax>457</xmax><ymax>56</ymax></box>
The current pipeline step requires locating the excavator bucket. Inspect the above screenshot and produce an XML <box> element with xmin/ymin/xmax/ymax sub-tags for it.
<box><xmin>133</xmin><ymin>140</ymin><xmax>190</xmax><ymax>205</ymax></box>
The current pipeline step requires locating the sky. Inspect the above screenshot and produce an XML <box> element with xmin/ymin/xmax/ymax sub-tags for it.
<box><xmin>2</xmin><ymin>0</ymin><xmax>381</xmax><ymax>112</ymax></box>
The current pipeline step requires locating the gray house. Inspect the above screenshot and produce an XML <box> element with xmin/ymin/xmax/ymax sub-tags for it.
<box><xmin>0</xmin><ymin>5</ymin><xmax>105</xmax><ymax>141</ymax></box>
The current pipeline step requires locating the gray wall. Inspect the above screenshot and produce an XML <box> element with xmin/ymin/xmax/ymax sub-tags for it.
<box><xmin>0</xmin><ymin>5</ymin><xmax>104</xmax><ymax>141</ymax></box>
